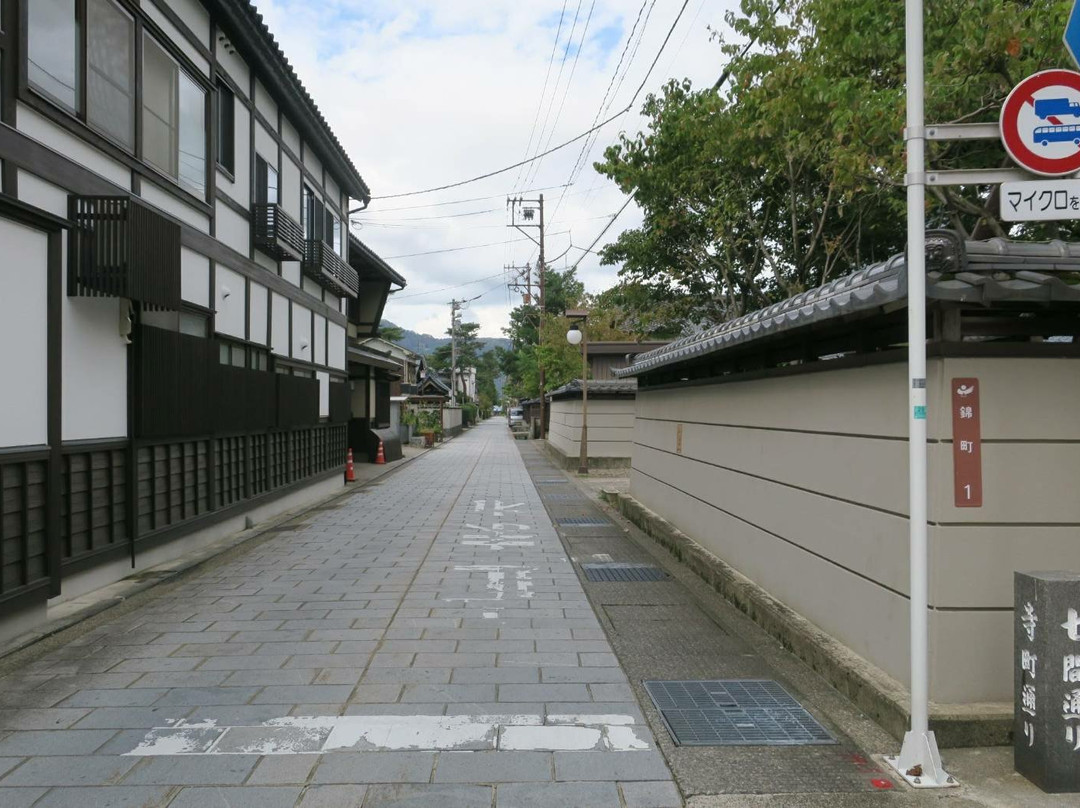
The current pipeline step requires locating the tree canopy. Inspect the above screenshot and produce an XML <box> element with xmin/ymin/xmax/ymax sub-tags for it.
<box><xmin>595</xmin><ymin>0</ymin><xmax>1080</xmax><ymax>332</ymax></box>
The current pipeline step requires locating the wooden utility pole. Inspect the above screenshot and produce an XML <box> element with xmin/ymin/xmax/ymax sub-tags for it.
<box><xmin>507</xmin><ymin>195</ymin><xmax>547</xmax><ymax>438</ymax></box>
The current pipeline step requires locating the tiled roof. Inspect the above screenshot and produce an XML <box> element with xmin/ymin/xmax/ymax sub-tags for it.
<box><xmin>547</xmin><ymin>379</ymin><xmax>638</xmax><ymax>399</ymax></box>
<box><xmin>616</xmin><ymin>232</ymin><xmax>1080</xmax><ymax>379</ymax></box>
<box><xmin>211</xmin><ymin>1</ymin><xmax>370</xmax><ymax>200</ymax></box>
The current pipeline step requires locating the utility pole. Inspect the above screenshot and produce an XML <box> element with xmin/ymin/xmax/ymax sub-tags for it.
<box><xmin>506</xmin><ymin>263</ymin><xmax>534</xmax><ymax>305</ymax></box>
<box><xmin>449</xmin><ymin>298</ymin><xmax>465</xmax><ymax>406</ymax></box>
<box><xmin>507</xmin><ymin>194</ymin><xmax>546</xmax><ymax>438</ymax></box>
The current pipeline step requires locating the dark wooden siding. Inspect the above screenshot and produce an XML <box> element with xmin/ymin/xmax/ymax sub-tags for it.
<box><xmin>136</xmin><ymin>440</ymin><xmax>211</xmax><ymax>535</ymax></box>
<box><xmin>60</xmin><ymin>443</ymin><xmax>127</xmax><ymax>565</ymax></box>
<box><xmin>215</xmin><ymin>365</ymin><xmax>277</xmax><ymax>435</ymax></box>
<box><xmin>329</xmin><ymin>380</ymin><xmax>349</xmax><ymax>423</ymax></box>
<box><xmin>0</xmin><ymin>451</ymin><xmax>50</xmax><ymax>604</ymax></box>
<box><xmin>277</xmin><ymin>375</ymin><xmax>319</xmax><ymax>428</ymax></box>
<box><xmin>135</xmin><ymin>326</ymin><xmax>214</xmax><ymax>439</ymax></box>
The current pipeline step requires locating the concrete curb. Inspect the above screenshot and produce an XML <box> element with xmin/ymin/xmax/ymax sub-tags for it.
<box><xmin>0</xmin><ymin>449</ymin><xmax>429</xmax><ymax>669</ymax></box>
<box><xmin>600</xmin><ymin>489</ymin><xmax>1012</xmax><ymax>748</ymax></box>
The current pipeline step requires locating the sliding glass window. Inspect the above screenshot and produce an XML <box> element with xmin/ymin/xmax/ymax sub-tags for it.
<box><xmin>87</xmin><ymin>0</ymin><xmax>134</xmax><ymax>149</ymax></box>
<box><xmin>142</xmin><ymin>33</ymin><xmax>205</xmax><ymax>196</ymax></box>
<box><xmin>28</xmin><ymin>0</ymin><xmax>79</xmax><ymax>111</ymax></box>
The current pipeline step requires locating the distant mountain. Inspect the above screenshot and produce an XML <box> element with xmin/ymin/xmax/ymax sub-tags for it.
<box><xmin>381</xmin><ymin>321</ymin><xmax>511</xmax><ymax>357</ymax></box>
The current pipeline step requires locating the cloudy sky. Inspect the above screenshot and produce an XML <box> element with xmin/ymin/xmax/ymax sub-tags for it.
<box><xmin>256</xmin><ymin>0</ymin><xmax>734</xmax><ymax>339</ymax></box>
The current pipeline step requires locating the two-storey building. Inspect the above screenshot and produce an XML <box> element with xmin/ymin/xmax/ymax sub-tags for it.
<box><xmin>0</xmin><ymin>0</ymin><xmax>385</xmax><ymax>642</ymax></box>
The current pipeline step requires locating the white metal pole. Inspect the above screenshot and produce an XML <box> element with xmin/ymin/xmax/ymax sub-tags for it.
<box><xmin>888</xmin><ymin>0</ymin><xmax>953</xmax><ymax>788</ymax></box>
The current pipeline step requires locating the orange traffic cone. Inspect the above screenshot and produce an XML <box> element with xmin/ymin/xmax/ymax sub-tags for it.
<box><xmin>345</xmin><ymin>448</ymin><xmax>356</xmax><ymax>482</ymax></box>
<box><xmin>374</xmin><ymin>440</ymin><xmax>386</xmax><ymax>465</ymax></box>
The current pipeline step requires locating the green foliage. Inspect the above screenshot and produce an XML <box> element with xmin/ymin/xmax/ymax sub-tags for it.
<box><xmin>427</xmin><ymin>321</ymin><xmax>484</xmax><ymax>376</ymax></box>
<box><xmin>461</xmin><ymin>402</ymin><xmax>478</xmax><ymax>426</ymax></box>
<box><xmin>378</xmin><ymin>323</ymin><xmax>405</xmax><ymax>343</ymax></box>
<box><xmin>403</xmin><ymin>407</ymin><xmax>442</xmax><ymax>435</ymax></box>
<box><xmin>595</xmin><ymin>0</ymin><xmax>1080</xmax><ymax>329</ymax></box>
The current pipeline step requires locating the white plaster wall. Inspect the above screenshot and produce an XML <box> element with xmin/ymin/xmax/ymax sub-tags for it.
<box><xmin>281</xmin><ymin>156</ymin><xmax>301</xmax><ymax>220</ymax></box>
<box><xmin>325</xmin><ymin>176</ymin><xmax>340</xmax><ymax>212</ymax></box>
<box><xmin>291</xmin><ymin>305</ymin><xmax>312</xmax><ymax>361</ymax></box>
<box><xmin>302</xmin><ymin>275</ymin><xmax>323</xmax><ymax>301</ymax></box>
<box><xmin>214</xmin><ymin>267</ymin><xmax>246</xmax><ymax>339</ymax></box>
<box><xmin>139</xmin><ymin>181</ymin><xmax>210</xmax><ymax>233</ymax></box>
<box><xmin>17</xmin><ymin>171</ymin><xmax>67</xmax><ymax>217</ymax></box>
<box><xmin>271</xmin><ymin>293</ymin><xmax>290</xmax><ymax>356</ymax></box>
<box><xmin>18</xmin><ymin>104</ymin><xmax>130</xmax><ymax>188</ymax></box>
<box><xmin>142</xmin><ymin>2</ymin><xmax>209</xmax><ymax>75</ymax></box>
<box><xmin>249</xmin><ymin>283</ymin><xmax>269</xmax><ymax>345</ymax></box>
<box><xmin>254</xmin><ymin>123</ymin><xmax>277</xmax><ymax>167</ymax></box>
<box><xmin>282</xmin><ymin>117</ymin><xmax>301</xmax><ymax>157</ymax></box>
<box><xmin>254</xmin><ymin>80</ymin><xmax>278</xmax><ymax>126</ymax></box>
<box><xmin>216</xmin><ymin>36</ymin><xmax>250</xmax><ymax>91</ymax></box>
<box><xmin>328</xmin><ymin>323</ymin><xmax>346</xmax><ymax>370</ymax></box>
<box><xmin>303</xmin><ymin>146</ymin><xmax>322</xmax><ymax>182</ymax></box>
<box><xmin>317</xmin><ymin>371</ymin><xmax>330</xmax><ymax>418</ymax></box>
<box><xmin>253</xmin><ymin>250</ymin><xmax>277</xmax><ymax>273</ymax></box>
<box><xmin>313</xmin><ymin>314</ymin><xmax>326</xmax><ymax>366</ymax></box>
<box><xmin>164</xmin><ymin>0</ymin><xmax>210</xmax><ymax>45</ymax></box>
<box><xmin>282</xmin><ymin>261</ymin><xmax>301</xmax><ymax>287</ymax></box>
<box><xmin>62</xmin><ymin>297</ymin><xmax>126</xmax><ymax>441</ymax></box>
<box><xmin>214</xmin><ymin>201</ymin><xmax>249</xmax><ymax>257</ymax></box>
<box><xmin>0</xmin><ymin>219</ymin><xmax>48</xmax><ymax>448</ymax></box>
<box><xmin>180</xmin><ymin>247</ymin><xmax>210</xmax><ymax>308</ymax></box>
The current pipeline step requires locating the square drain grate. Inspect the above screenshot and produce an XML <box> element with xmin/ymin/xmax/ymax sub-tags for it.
<box><xmin>643</xmin><ymin>679</ymin><xmax>836</xmax><ymax>747</ymax></box>
<box><xmin>557</xmin><ymin>516</ymin><xmax>612</xmax><ymax>527</ymax></box>
<box><xmin>582</xmin><ymin>563</ymin><xmax>666</xmax><ymax>582</ymax></box>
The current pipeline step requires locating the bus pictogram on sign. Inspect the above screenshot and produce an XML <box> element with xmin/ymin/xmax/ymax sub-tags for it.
<box><xmin>1001</xmin><ymin>70</ymin><xmax>1080</xmax><ymax>176</ymax></box>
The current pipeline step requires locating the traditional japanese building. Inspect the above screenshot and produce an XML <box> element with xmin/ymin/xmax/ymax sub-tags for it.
<box><xmin>0</xmin><ymin>1</ymin><xmax>389</xmax><ymax>641</ymax></box>
<box><xmin>613</xmin><ymin>233</ymin><xmax>1080</xmax><ymax>725</ymax></box>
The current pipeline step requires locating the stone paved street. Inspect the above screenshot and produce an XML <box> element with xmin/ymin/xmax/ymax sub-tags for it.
<box><xmin>0</xmin><ymin>421</ymin><xmax>679</xmax><ymax>808</ymax></box>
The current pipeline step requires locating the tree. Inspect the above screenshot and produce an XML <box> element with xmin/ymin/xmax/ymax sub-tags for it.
<box><xmin>427</xmin><ymin>321</ymin><xmax>483</xmax><ymax>376</ymax></box>
<box><xmin>378</xmin><ymin>322</ymin><xmax>405</xmax><ymax>343</ymax></box>
<box><xmin>595</xmin><ymin>0</ymin><xmax>1079</xmax><ymax>329</ymax></box>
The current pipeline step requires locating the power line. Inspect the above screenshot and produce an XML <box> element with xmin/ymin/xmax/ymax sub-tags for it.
<box><xmin>370</xmin><ymin>110</ymin><xmax>629</xmax><ymax>200</ymax></box>
<box><xmin>511</xmin><ymin>0</ymin><xmax>570</xmax><ymax>192</ymax></box>
<box><xmin>549</xmin><ymin>0</ymin><xmax>657</xmax><ymax>227</ymax></box>
<box><xmin>392</xmin><ymin>269</ymin><xmax>509</xmax><ymax>300</ymax></box>
<box><xmin>567</xmin><ymin>195</ymin><xmax>635</xmax><ymax>273</ymax></box>
<box><xmin>383</xmin><ymin>231</ymin><xmax>569</xmax><ymax>260</ymax></box>
<box><xmin>522</xmin><ymin>0</ymin><xmax>597</xmax><ymax>189</ymax></box>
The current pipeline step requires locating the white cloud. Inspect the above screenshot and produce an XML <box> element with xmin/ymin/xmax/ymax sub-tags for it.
<box><xmin>255</xmin><ymin>0</ymin><xmax>735</xmax><ymax>338</ymax></box>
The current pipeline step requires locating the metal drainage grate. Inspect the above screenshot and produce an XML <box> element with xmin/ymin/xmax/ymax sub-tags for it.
<box><xmin>582</xmin><ymin>563</ymin><xmax>666</xmax><ymax>582</ymax></box>
<box><xmin>643</xmin><ymin>679</ymin><xmax>836</xmax><ymax>747</ymax></box>
<box><xmin>543</xmin><ymin>493</ymin><xmax>586</xmax><ymax>501</ymax></box>
<box><xmin>557</xmin><ymin>516</ymin><xmax>612</xmax><ymax>527</ymax></box>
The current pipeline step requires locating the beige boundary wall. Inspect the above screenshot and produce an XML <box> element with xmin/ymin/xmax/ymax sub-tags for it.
<box><xmin>549</xmin><ymin>398</ymin><xmax>636</xmax><ymax>462</ymax></box>
<box><xmin>630</xmin><ymin>356</ymin><xmax>1080</xmax><ymax>705</ymax></box>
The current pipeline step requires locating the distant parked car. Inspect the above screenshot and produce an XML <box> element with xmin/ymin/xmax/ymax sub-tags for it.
<box><xmin>508</xmin><ymin>407</ymin><xmax>524</xmax><ymax>427</ymax></box>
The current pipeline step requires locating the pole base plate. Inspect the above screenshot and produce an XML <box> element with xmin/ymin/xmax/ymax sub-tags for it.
<box><xmin>885</xmin><ymin>730</ymin><xmax>959</xmax><ymax>789</ymax></box>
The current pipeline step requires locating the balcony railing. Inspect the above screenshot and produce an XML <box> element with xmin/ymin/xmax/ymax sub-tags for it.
<box><xmin>303</xmin><ymin>240</ymin><xmax>360</xmax><ymax>299</ymax></box>
<box><xmin>253</xmin><ymin>203</ymin><xmax>304</xmax><ymax>261</ymax></box>
<box><xmin>68</xmin><ymin>196</ymin><xmax>181</xmax><ymax>309</ymax></box>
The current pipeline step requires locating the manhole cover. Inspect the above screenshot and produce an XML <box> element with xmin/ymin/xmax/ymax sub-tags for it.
<box><xmin>557</xmin><ymin>516</ymin><xmax>612</xmax><ymax>527</ymax></box>
<box><xmin>643</xmin><ymin>680</ymin><xmax>836</xmax><ymax>747</ymax></box>
<box><xmin>582</xmin><ymin>563</ymin><xmax>666</xmax><ymax>582</ymax></box>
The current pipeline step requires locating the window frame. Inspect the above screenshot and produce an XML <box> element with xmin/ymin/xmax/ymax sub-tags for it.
<box><xmin>216</xmin><ymin>78</ymin><xmax>235</xmax><ymax>176</ymax></box>
<box><xmin>20</xmin><ymin>0</ymin><xmax>213</xmax><ymax>206</ymax></box>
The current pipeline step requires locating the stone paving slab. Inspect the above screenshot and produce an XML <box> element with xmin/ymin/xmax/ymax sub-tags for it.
<box><xmin>0</xmin><ymin>422</ymin><xmax>678</xmax><ymax>805</ymax></box>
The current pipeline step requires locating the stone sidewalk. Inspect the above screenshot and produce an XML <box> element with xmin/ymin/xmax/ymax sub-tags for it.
<box><xmin>0</xmin><ymin>420</ymin><xmax>679</xmax><ymax>808</ymax></box>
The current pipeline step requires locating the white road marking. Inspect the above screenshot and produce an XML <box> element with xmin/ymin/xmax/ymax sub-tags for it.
<box><xmin>123</xmin><ymin>714</ymin><xmax>650</xmax><ymax>755</ymax></box>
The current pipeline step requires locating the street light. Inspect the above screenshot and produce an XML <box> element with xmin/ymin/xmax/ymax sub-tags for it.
<box><xmin>565</xmin><ymin>310</ymin><xmax>588</xmax><ymax>475</ymax></box>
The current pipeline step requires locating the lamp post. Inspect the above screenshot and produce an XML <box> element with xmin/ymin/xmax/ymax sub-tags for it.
<box><xmin>566</xmin><ymin>310</ymin><xmax>588</xmax><ymax>475</ymax></box>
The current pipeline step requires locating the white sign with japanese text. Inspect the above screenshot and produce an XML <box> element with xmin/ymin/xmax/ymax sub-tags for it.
<box><xmin>1001</xmin><ymin>178</ymin><xmax>1080</xmax><ymax>221</ymax></box>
